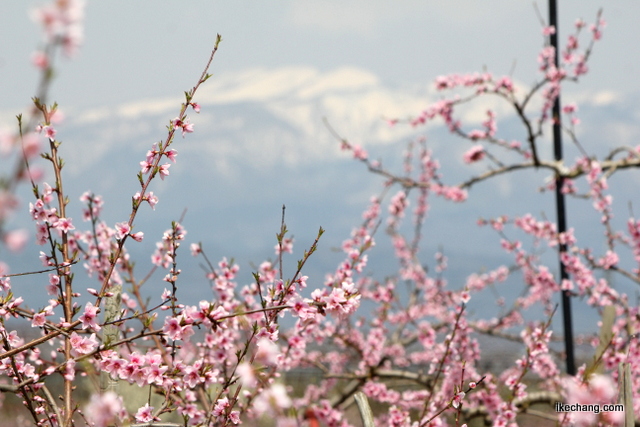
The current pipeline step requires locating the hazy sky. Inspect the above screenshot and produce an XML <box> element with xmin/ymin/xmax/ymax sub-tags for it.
<box><xmin>2</xmin><ymin>1</ymin><xmax>639</xmax><ymax>113</ymax></box>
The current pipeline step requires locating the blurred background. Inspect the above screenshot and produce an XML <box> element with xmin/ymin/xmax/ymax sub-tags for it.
<box><xmin>1</xmin><ymin>1</ymin><xmax>639</xmax><ymax>338</ymax></box>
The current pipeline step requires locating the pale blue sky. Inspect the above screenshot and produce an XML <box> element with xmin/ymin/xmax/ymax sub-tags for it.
<box><xmin>2</xmin><ymin>1</ymin><xmax>639</xmax><ymax>112</ymax></box>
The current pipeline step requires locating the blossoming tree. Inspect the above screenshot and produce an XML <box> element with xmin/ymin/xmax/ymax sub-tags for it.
<box><xmin>0</xmin><ymin>1</ymin><xmax>637</xmax><ymax>427</ymax></box>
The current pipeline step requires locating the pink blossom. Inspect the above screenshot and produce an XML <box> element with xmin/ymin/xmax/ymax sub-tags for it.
<box><xmin>256</xmin><ymin>325</ymin><xmax>278</xmax><ymax>342</ymax></box>
<box><xmin>591</xmin><ymin>21</ymin><xmax>605</xmax><ymax>41</ymax></box>
<box><xmin>47</xmin><ymin>274</ymin><xmax>60</xmax><ymax>295</ymax></box>
<box><xmin>275</xmin><ymin>237</ymin><xmax>293</xmax><ymax>255</ymax></box>
<box><xmin>440</xmin><ymin>185</ymin><xmax>467</xmax><ymax>202</ymax></box>
<box><xmin>460</xmin><ymin>290</ymin><xmax>470</xmax><ymax>304</ymax></box>
<box><xmin>70</xmin><ymin>332</ymin><xmax>98</xmax><ymax>355</ymax></box>
<box><xmin>562</xmin><ymin>374</ymin><xmax>621</xmax><ymax>426</ymax></box>
<box><xmin>352</xmin><ymin>144</ymin><xmax>368</xmax><ymax>160</ymax></box>
<box><xmin>467</xmin><ymin>130</ymin><xmax>486</xmax><ymax>140</ymax></box>
<box><xmin>463</xmin><ymin>145</ymin><xmax>485</xmax><ymax>163</ymax></box>
<box><xmin>145</xmin><ymin>144</ymin><xmax>159</xmax><ymax>163</ymax></box>
<box><xmin>135</xmin><ymin>403</ymin><xmax>157</xmax><ymax>424</ymax></box>
<box><xmin>114</xmin><ymin>221</ymin><xmax>130</xmax><ymax>240</ymax></box>
<box><xmin>21</xmin><ymin>133</ymin><xmax>42</xmax><ymax>159</ymax></box>
<box><xmin>212</xmin><ymin>397</ymin><xmax>229</xmax><ymax>417</ymax></box>
<box><xmin>158</xmin><ymin>163</ymin><xmax>171</xmax><ymax>180</ymax></box>
<box><xmin>147</xmin><ymin>191</ymin><xmax>158</xmax><ymax>209</ymax></box>
<box><xmin>79</xmin><ymin>302</ymin><xmax>100</xmax><ymax>331</ymax></box>
<box><xmin>140</xmin><ymin>160</ymin><xmax>152</xmax><ymax>174</ymax></box>
<box><xmin>163</xmin><ymin>316</ymin><xmax>183</xmax><ymax>340</ymax></box>
<box><xmin>182</xmin><ymin>323</ymin><xmax>195</xmax><ymax>340</ymax></box>
<box><xmin>177</xmin><ymin>403</ymin><xmax>200</xmax><ymax>421</ymax></box>
<box><xmin>39</xmin><ymin>251</ymin><xmax>52</xmax><ymax>266</ymax></box>
<box><xmin>41</xmin><ymin>125</ymin><xmax>56</xmax><ymax>140</ymax></box>
<box><xmin>190</xmin><ymin>243</ymin><xmax>202</xmax><ymax>256</ymax></box>
<box><xmin>49</xmin><ymin>109</ymin><xmax>64</xmax><ymax>123</ymax></box>
<box><xmin>182</xmin><ymin>365</ymin><xmax>202</xmax><ymax>388</ymax></box>
<box><xmin>54</xmin><ymin>217</ymin><xmax>75</xmax><ymax>233</ymax></box>
<box><xmin>588</xmin><ymin>374</ymin><xmax>617</xmax><ymax>402</ymax></box>
<box><xmin>4</xmin><ymin>229</ymin><xmax>28</xmax><ymax>253</ymax></box>
<box><xmin>451</xmin><ymin>391</ymin><xmax>466</xmax><ymax>408</ymax></box>
<box><xmin>255</xmin><ymin>337</ymin><xmax>280</xmax><ymax>365</ymax></box>
<box><xmin>538</xmin><ymin>46</ymin><xmax>556</xmax><ymax>71</ymax></box>
<box><xmin>324</xmin><ymin>288</ymin><xmax>347</xmax><ymax>313</ymax></box>
<box><xmin>290</xmin><ymin>297</ymin><xmax>315</xmax><ymax>320</ymax></box>
<box><xmin>85</xmin><ymin>392</ymin><xmax>125</xmax><ymax>427</ymax></box>
<box><xmin>0</xmin><ymin>276</ymin><xmax>10</xmax><ymax>293</ymax></box>
<box><xmin>435</xmin><ymin>75</ymin><xmax>452</xmax><ymax>90</ymax></box>
<box><xmin>236</xmin><ymin>362</ymin><xmax>256</xmax><ymax>388</ymax></box>
<box><xmin>494</xmin><ymin>76</ymin><xmax>514</xmax><ymax>92</ymax></box>
<box><xmin>129</xmin><ymin>352</ymin><xmax>145</xmax><ymax>367</ymax></box>
<box><xmin>31</xmin><ymin>312</ymin><xmax>46</xmax><ymax>327</ymax></box>
<box><xmin>388</xmin><ymin>191</ymin><xmax>408</xmax><ymax>218</ymax></box>
<box><xmin>172</xmin><ymin>117</ymin><xmax>194</xmax><ymax>136</ymax></box>
<box><xmin>36</xmin><ymin>224</ymin><xmax>49</xmax><ymax>246</ymax></box>
<box><xmin>64</xmin><ymin>359</ymin><xmax>76</xmax><ymax>381</ymax></box>
<box><xmin>165</xmin><ymin>148</ymin><xmax>178</xmax><ymax>162</ymax></box>
<box><xmin>31</xmin><ymin>51</ymin><xmax>49</xmax><ymax>69</ymax></box>
<box><xmin>573</xmin><ymin>57</ymin><xmax>589</xmax><ymax>76</ymax></box>
<box><xmin>253</xmin><ymin>384</ymin><xmax>292</xmax><ymax>415</ymax></box>
<box><xmin>562</xmin><ymin>104</ymin><xmax>578</xmax><ymax>114</ymax></box>
<box><xmin>145</xmin><ymin>364</ymin><xmax>167</xmax><ymax>386</ymax></box>
<box><xmin>31</xmin><ymin>0</ymin><xmax>85</xmax><ymax>57</ymax></box>
<box><xmin>598</xmin><ymin>250</ymin><xmax>619</xmax><ymax>269</ymax></box>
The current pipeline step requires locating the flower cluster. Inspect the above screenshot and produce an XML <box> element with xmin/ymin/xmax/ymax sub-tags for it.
<box><xmin>1</xmin><ymin>3</ymin><xmax>638</xmax><ymax>427</ymax></box>
<box><xmin>31</xmin><ymin>0</ymin><xmax>85</xmax><ymax>60</ymax></box>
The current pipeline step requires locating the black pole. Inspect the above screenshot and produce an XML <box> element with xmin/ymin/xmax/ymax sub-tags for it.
<box><xmin>548</xmin><ymin>0</ymin><xmax>576</xmax><ymax>376</ymax></box>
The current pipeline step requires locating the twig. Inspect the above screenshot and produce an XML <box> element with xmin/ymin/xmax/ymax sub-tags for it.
<box><xmin>354</xmin><ymin>392</ymin><xmax>375</xmax><ymax>427</ymax></box>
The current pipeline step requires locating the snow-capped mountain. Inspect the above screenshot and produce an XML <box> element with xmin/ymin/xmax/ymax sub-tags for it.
<box><xmin>3</xmin><ymin>66</ymin><xmax>640</xmax><ymax>334</ymax></box>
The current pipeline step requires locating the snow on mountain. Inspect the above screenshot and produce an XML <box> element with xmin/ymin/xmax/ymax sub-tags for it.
<box><xmin>63</xmin><ymin>66</ymin><xmax>428</xmax><ymax>177</ymax></box>
<box><xmin>3</xmin><ymin>65</ymin><xmax>640</xmax><ymax>333</ymax></box>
